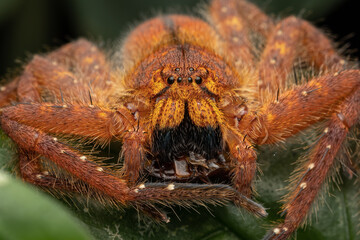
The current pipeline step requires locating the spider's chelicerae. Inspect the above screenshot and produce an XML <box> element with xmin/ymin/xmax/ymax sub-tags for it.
<box><xmin>0</xmin><ymin>0</ymin><xmax>359</xmax><ymax>239</ymax></box>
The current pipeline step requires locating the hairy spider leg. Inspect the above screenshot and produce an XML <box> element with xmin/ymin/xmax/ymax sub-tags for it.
<box><xmin>47</xmin><ymin>38</ymin><xmax>110</xmax><ymax>88</ymax></box>
<box><xmin>225</xmin><ymin>131</ymin><xmax>257</xmax><ymax>197</ymax></box>
<box><xmin>0</xmin><ymin>78</ymin><xmax>19</xmax><ymax>106</ymax></box>
<box><xmin>0</xmin><ymin>115</ymin><xmax>267</xmax><ymax>218</ymax></box>
<box><xmin>245</xmin><ymin>70</ymin><xmax>359</xmax><ymax>144</ymax></box>
<box><xmin>18</xmin><ymin>149</ymin><xmax>78</xmax><ymax>191</ymax></box>
<box><xmin>209</xmin><ymin>0</ymin><xmax>257</xmax><ymax>65</ymax></box>
<box><xmin>263</xmin><ymin>87</ymin><xmax>360</xmax><ymax>240</ymax></box>
<box><xmin>0</xmin><ymin>39</ymin><xmax>112</xmax><ymax>105</ymax></box>
<box><xmin>235</xmin><ymin>0</ymin><xmax>274</xmax><ymax>37</ymax></box>
<box><xmin>0</xmin><ymin>43</ymin><xmax>146</xmax><ymax>186</ymax></box>
<box><xmin>258</xmin><ymin>16</ymin><xmax>346</xmax><ymax>94</ymax></box>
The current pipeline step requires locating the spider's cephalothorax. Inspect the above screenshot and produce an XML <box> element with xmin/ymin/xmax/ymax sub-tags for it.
<box><xmin>0</xmin><ymin>0</ymin><xmax>359</xmax><ymax>239</ymax></box>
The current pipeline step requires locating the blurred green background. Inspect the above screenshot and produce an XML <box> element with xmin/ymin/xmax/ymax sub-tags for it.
<box><xmin>0</xmin><ymin>0</ymin><xmax>359</xmax><ymax>77</ymax></box>
<box><xmin>0</xmin><ymin>1</ymin><xmax>359</xmax><ymax>240</ymax></box>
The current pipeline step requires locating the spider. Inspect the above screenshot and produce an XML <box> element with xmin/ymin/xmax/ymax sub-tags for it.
<box><xmin>0</xmin><ymin>0</ymin><xmax>359</xmax><ymax>239</ymax></box>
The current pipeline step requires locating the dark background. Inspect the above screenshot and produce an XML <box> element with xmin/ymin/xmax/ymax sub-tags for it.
<box><xmin>0</xmin><ymin>0</ymin><xmax>359</xmax><ymax>78</ymax></box>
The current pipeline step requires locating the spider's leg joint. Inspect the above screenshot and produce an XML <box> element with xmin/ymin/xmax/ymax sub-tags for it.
<box><xmin>79</xmin><ymin>156</ymin><xmax>87</xmax><ymax>162</ymax></box>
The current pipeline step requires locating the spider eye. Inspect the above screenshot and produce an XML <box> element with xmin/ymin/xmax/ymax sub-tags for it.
<box><xmin>188</xmin><ymin>77</ymin><xmax>193</xmax><ymax>83</ymax></box>
<box><xmin>189</xmin><ymin>67</ymin><xmax>194</xmax><ymax>71</ymax></box>
<box><xmin>175</xmin><ymin>68</ymin><xmax>180</xmax><ymax>71</ymax></box>
<box><xmin>195</xmin><ymin>76</ymin><xmax>202</xmax><ymax>84</ymax></box>
<box><xmin>177</xmin><ymin>77</ymin><xmax>182</xmax><ymax>83</ymax></box>
<box><xmin>167</xmin><ymin>76</ymin><xmax>175</xmax><ymax>84</ymax></box>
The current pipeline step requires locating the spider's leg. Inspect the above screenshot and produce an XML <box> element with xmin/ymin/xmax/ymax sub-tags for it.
<box><xmin>18</xmin><ymin>149</ymin><xmax>78</xmax><ymax>191</ymax></box>
<box><xmin>0</xmin><ymin>116</ymin><xmax>267</xmax><ymax>218</ymax></box>
<box><xmin>258</xmin><ymin>16</ymin><xmax>346</xmax><ymax>94</ymax></box>
<box><xmin>263</xmin><ymin>88</ymin><xmax>360</xmax><ymax>240</ymax></box>
<box><xmin>0</xmin><ymin>77</ymin><xmax>19</xmax><ymax>106</ymax></box>
<box><xmin>243</xmin><ymin>70</ymin><xmax>359</xmax><ymax>145</ymax></box>
<box><xmin>16</xmin><ymin>55</ymin><xmax>110</xmax><ymax>103</ymax></box>
<box><xmin>235</xmin><ymin>0</ymin><xmax>274</xmax><ymax>37</ymax></box>
<box><xmin>1</xmin><ymin>101</ymin><xmax>147</xmax><ymax>183</ymax></box>
<box><xmin>47</xmin><ymin>38</ymin><xmax>111</xmax><ymax>90</ymax></box>
<box><xmin>223</xmin><ymin>128</ymin><xmax>257</xmax><ymax>197</ymax></box>
<box><xmin>209</xmin><ymin>0</ymin><xmax>268</xmax><ymax>65</ymax></box>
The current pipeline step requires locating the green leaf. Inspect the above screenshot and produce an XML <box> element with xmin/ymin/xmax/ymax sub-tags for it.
<box><xmin>0</xmin><ymin>131</ymin><xmax>92</xmax><ymax>240</ymax></box>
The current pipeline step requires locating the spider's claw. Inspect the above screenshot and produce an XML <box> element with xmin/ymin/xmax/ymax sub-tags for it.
<box><xmin>234</xmin><ymin>193</ymin><xmax>268</xmax><ymax>218</ymax></box>
<box><xmin>138</xmin><ymin>204</ymin><xmax>170</xmax><ymax>223</ymax></box>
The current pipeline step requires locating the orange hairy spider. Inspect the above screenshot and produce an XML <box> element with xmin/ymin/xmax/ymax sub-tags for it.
<box><xmin>0</xmin><ymin>0</ymin><xmax>359</xmax><ymax>239</ymax></box>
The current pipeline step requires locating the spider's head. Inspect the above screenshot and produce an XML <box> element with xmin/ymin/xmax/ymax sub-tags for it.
<box><xmin>135</xmin><ymin>44</ymin><xmax>247</xmax><ymax>182</ymax></box>
<box><xmin>146</xmin><ymin>44</ymin><xmax>240</xmax><ymax>130</ymax></box>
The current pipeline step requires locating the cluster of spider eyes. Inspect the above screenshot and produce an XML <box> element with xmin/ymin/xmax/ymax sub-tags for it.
<box><xmin>167</xmin><ymin>67</ymin><xmax>202</xmax><ymax>85</ymax></box>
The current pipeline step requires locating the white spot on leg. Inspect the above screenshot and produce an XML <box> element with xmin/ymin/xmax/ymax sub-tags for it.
<box><xmin>138</xmin><ymin>184</ymin><xmax>146</xmax><ymax>189</ymax></box>
<box><xmin>277</xmin><ymin>30</ymin><xmax>283</xmax><ymax>36</ymax></box>
<box><xmin>324</xmin><ymin>127</ymin><xmax>329</xmax><ymax>133</ymax></box>
<box><xmin>301</xmin><ymin>91</ymin><xmax>308</xmax><ymax>96</ymax></box>
<box><xmin>80</xmin><ymin>156</ymin><xmax>87</xmax><ymax>162</ymax></box>
<box><xmin>36</xmin><ymin>174</ymin><xmax>43</xmax><ymax>179</ymax></box>
<box><xmin>0</xmin><ymin>86</ymin><xmax>6</xmax><ymax>91</ymax></box>
<box><xmin>42</xmin><ymin>171</ymin><xmax>49</xmax><ymax>175</ymax></box>
<box><xmin>326</xmin><ymin>145</ymin><xmax>331</xmax><ymax>149</ymax></box>
<box><xmin>96</xmin><ymin>167</ymin><xmax>104</xmax><ymax>172</ymax></box>
<box><xmin>166</xmin><ymin>183</ymin><xmax>175</xmax><ymax>190</ymax></box>
<box><xmin>273</xmin><ymin>228</ymin><xmax>281</xmax><ymax>234</ymax></box>
<box><xmin>60</xmin><ymin>150</ymin><xmax>65</xmax><ymax>153</ymax></box>
<box><xmin>339</xmin><ymin>59</ymin><xmax>346</xmax><ymax>65</ymax></box>
<box><xmin>270</xmin><ymin>58</ymin><xmax>276</xmax><ymax>65</ymax></box>
<box><xmin>232</xmin><ymin>37</ymin><xmax>239</xmax><ymax>43</ymax></box>
<box><xmin>53</xmin><ymin>137</ymin><xmax>58</xmax><ymax>142</ymax></box>
<box><xmin>299</xmin><ymin>182</ymin><xmax>307</xmax><ymax>189</ymax></box>
<box><xmin>308</xmin><ymin>163</ymin><xmax>315</xmax><ymax>170</ymax></box>
<box><xmin>221</xmin><ymin>7</ymin><xmax>228</xmax><ymax>13</ymax></box>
